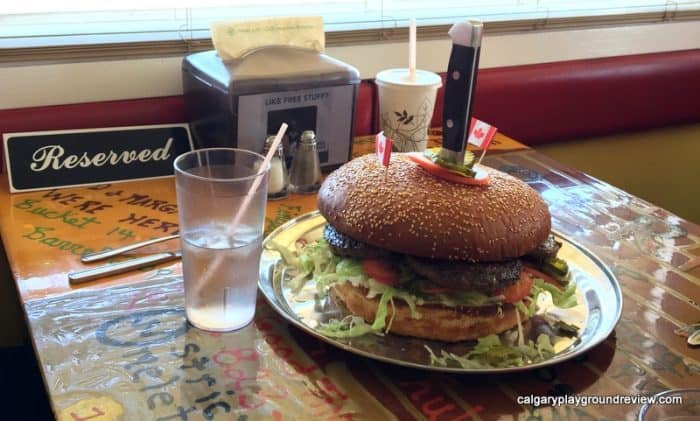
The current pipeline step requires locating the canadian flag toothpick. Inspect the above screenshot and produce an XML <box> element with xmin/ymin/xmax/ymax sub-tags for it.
<box><xmin>376</xmin><ymin>131</ymin><xmax>392</xmax><ymax>166</ymax></box>
<box><xmin>376</xmin><ymin>131</ymin><xmax>392</xmax><ymax>181</ymax></box>
<box><xmin>467</xmin><ymin>117</ymin><xmax>498</xmax><ymax>165</ymax></box>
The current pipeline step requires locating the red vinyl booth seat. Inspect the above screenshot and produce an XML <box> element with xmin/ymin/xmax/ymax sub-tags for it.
<box><xmin>2</xmin><ymin>49</ymin><xmax>698</xmax><ymax>166</ymax></box>
<box><xmin>431</xmin><ymin>49</ymin><xmax>700</xmax><ymax>146</ymax></box>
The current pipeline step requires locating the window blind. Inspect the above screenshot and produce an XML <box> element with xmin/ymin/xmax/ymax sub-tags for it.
<box><xmin>1</xmin><ymin>1</ymin><xmax>699</xmax><ymax>60</ymax></box>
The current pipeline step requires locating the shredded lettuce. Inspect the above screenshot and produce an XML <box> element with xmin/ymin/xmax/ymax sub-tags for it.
<box><xmin>426</xmin><ymin>333</ymin><xmax>556</xmax><ymax>369</ymax></box>
<box><xmin>335</xmin><ymin>258</ymin><xmax>363</xmax><ymax>277</ymax></box>
<box><xmin>290</xmin><ymin>240</ymin><xmax>475</xmax><ymax>329</ymax></box>
<box><xmin>315</xmin><ymin>288</ymin><xmax>398</xmax><ymax>339</ymax></box>
<box><xmin>287</xmin><ymin>240</ymin><xmax>433</xmax><ymax>338</ymax></box>
<box><xmin>289</xmin><ymin>239</ymin><xmax>339</xmax><ymax>292</ymax></box>
<box><xmin>425</xmin><ymin>277</ymin><xmax>580</xmax><ymax>369</ymax></box>
<box><xmin>536</xmin><ymin>333</ymin><xmax>555</xmax><ymax>359</ymax></box>
<box><xmin>532</xmin><ymin>278</ymin><xmax>578</xmax><ymax>308</ymax></box>
<box><xmin>268</xmin><ymin>239</ymin><xmax>298</xmax><ymax>267</ymax></box>
<box><xmin>370</xmin><ymin>288</ymin><xmax>396</xmax><ymax>331</ymax></box>
<box><xmin>368</xmin><ymin>282</ymin><xmax>422</xmax><ymax>319</ymax></box>
<box><xmin>471</xmin><ymin>334</ymin><xmax>501</xmax><ymax>353</ymax></box>
<box><xmin>316</xmin><ymin>315</ymin><xmax>374</xmax><ymax>338</ymax></box>
<box><xmin>515</xmin><ymin>296</ymin><xmax>539</xmax><ymax>319</ymax></box>
<box><xmin>288</xmin><ymin>238</ymin><xmax>580</xmax><ymax>370</ymax></box>
<box><xmin>515</xmin><ymin>301</ymin><xmax>529</xmax><ymax>318</ymax></box>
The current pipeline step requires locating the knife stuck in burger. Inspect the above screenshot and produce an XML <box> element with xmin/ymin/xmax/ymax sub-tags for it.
<box><xmin>405</xmin><ymin>20</ymin><xmax>492</xmax><ymax>186</ymax></box>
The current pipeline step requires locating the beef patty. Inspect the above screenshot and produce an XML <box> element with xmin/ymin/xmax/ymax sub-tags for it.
<box><xmin>324</xmin><ymin>223</ymin><xmax>524</xmax><ymax>293</ymax></box>
<box><xmin>405</xmin><ymin>255</ymin><xmax>523</xmax><ymax>294</ymax></box>
<box><xmin>323</xmin><ymin>224</ymin><xmax>389</xmax><ymax>259</ymax></box>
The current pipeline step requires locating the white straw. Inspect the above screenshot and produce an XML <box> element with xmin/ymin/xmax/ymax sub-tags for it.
<box><xmin>408</xmin><ymin>18</ymin><xmax>416</xmax><ymax>82</ymax></box>
<box><xmin>194</xmin><ymin>123</ymin><xmax>288</xmax><ymax>296</ymax></box>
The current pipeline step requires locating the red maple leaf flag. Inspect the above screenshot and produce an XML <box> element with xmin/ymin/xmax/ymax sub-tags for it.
<box><xmin>376</xmin><ymin>131</ymin><xmax>392</xmax><ymax>167</ymax></box>
<box><xmin>467</xmin><ymin>117</ymin><xmax>497</xmax><ymax>150</ymax></box>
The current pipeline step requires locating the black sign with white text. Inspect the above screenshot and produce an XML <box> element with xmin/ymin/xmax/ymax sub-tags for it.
<box><xmin>3</xmin><ymin>124</ymin><xmax>193</xmax><ymax>192</ymax></box>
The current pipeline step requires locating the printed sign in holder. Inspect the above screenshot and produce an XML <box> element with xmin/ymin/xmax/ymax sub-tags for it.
<box><xmin>3</xmin><ymin>124</ymin><xmax>193</xmax><ymax>193</ymax></box>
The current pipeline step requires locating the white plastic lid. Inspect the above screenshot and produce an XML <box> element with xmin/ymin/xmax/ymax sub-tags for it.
<box><xmin>375</xmin><ymin>68</ymin><xmax>442</xmax><ymax>88</ymax></box>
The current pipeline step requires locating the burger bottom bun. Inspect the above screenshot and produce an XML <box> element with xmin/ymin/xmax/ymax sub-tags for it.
<box><xmin>331</xmin><ymin>283</ymin><xmax>528</xmax><ymax>342</ymax></box>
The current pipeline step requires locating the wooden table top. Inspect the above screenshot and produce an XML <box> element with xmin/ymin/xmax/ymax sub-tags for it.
<box><xmin>1</xmin><ymin>130</ymin><xmax>698</xmax><ymax>420</ymax></box>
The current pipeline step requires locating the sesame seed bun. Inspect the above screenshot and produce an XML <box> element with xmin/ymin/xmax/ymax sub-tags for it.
<box><xmin>331</xmin><ymin>283</ymin><xmax>528</xmax><ymax>342</ymax></box>
<box><xmin>317</xmin><ymin>153</ymin><xmax>551</xmax><ymax>262</ymax></box>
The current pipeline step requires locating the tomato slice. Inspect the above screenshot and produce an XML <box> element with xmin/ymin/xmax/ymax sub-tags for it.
<box><xmin>361</xmin><ymin>259</ymin><xmax>399</xmax><ymax>286</ymax></box>
<box><xmin>523</xmin><ymin>266</ymin><xmax>559</xmax><ymax>287</ymax></box>
<box><xmin>499</xmin><ymin>272</ymin><xmax>533</xmax><ymax>303</ymax></box>
<box><xmin>406</xmin><ymin>152</ymin><xmax>491</xmax><ymax>186</ymax></box>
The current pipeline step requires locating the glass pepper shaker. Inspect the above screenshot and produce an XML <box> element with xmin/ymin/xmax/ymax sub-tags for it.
<box><xmin>263</xmin><ymin>135</ymin><xmax>289</xmax><ymax>200</ymax></box>
<box><xmin>289</xmin><ymin>130</ymin><xmax>322</xmax><ymax>194</ymax></box>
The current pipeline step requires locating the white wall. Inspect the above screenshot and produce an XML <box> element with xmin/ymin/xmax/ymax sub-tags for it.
<box><xmin>1</xmin><ymin>20</ymin><xmax>699</xmax><ymax>110</ymax></box>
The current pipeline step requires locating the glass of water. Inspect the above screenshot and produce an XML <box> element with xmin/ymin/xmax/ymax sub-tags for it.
<box><xmin>174</xmin><ymin>148</ymin><xmax>269</xmax><ymax>332</ymax></box>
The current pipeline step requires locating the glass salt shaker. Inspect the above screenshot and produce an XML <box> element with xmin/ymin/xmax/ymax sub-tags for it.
<box><xmin>263</xmin><ymin>135</ymin><xmax>289</xmax><ymax>200</ymax></box>
<box><xmin>289</xmin><ymin>130</ymin><xmax>322</xmax><ymax>194</ymax></box>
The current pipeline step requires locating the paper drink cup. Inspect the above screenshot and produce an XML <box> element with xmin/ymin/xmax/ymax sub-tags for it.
<box><xmin>375</xmin><ymin>68</ymin><xmax>442</xmax><ymax>152</ymax></box>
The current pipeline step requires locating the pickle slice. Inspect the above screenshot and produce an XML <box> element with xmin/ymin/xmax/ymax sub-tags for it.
<box><xmin>539</xmin><ymin>257</ymin><xmax>570</xmax><ymax>284</ymax></box>
<box><xmin>423</xmin><ymin>147</ymin><xmax>476</xmax><ymax>177</ymax></box>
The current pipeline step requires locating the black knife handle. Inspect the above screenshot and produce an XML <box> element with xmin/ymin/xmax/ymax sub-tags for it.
<box><xmin>442</xmin><ymin>45</ymin><xmax>480</xmax><ymax>154</ymax></box>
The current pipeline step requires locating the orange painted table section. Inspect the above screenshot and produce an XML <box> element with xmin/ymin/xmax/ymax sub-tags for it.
<box><xmin>1</xmin><ymin>131</ymin><xmax>698</xmax><ymax>421</ymax></box>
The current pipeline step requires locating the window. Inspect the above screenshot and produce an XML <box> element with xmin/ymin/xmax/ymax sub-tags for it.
<box><xmin>1</xmin><ymin>1</ymin><xmax>699</xmax><ymax>61</ymax></box>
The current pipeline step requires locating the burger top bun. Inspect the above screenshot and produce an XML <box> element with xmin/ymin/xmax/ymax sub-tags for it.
<box><xmin>317</xmin><ymin>153</ymin><xmax>551</xmax><ymax>262</ymax></box>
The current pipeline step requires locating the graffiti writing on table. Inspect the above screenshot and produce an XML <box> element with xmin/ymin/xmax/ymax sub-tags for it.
<box><xmin>96</xmin><ymin>309</ymin><xmax>188</xmax><ymax>347</ymax></box>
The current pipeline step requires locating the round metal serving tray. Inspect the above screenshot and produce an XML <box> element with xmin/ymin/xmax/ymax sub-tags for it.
<box><xmin>258</xmin><ymin>211</ymin><xmax>622</xmax><ymax>373</ymax></box>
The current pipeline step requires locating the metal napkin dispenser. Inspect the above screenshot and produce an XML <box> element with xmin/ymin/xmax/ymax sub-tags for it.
<box><xmin>182</xmin><ymin>47</ymin><xmax>360</xmax><ymax>169</ymax></box>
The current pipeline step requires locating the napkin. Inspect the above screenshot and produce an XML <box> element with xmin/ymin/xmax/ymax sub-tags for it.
<box><xmin>210</xmin><ymin>16</ymin><xmax>325</xmax><ymax>61</ymax></box>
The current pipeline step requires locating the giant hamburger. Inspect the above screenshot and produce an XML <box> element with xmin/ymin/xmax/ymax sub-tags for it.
<box><xmin>293</xmin><ymin>153</ymin><xmax>570</xmax><ymax>343</ymax></box>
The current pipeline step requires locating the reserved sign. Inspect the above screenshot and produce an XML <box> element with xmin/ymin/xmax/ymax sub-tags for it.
<box><xmin>3</xmin><ymin>124</ymin><xmax>193</xmax><ymax>192</ymax></box>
